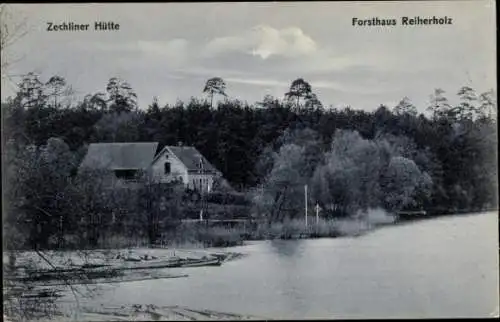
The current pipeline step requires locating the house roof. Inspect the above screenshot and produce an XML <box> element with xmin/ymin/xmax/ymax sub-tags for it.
<box><xmin>80</xmin><ymin>142</ymin><xmax>159</xmax><ymax>170</ymax></box>
<box><xmin>165</xmin><ymin>146</ymin><xmax>219</xmax><ymax>173</ymax></box>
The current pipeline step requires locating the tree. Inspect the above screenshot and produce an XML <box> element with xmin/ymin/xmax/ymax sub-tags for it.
<box><xmin>1</xmin><ymin>4</ymin><xmax>27</xmax><ymax>85</ymax></box>
<box><xmin>285</xmin><ymin>78</ymin><xmax>313</xmax><ymax>108</ymax></box>
<box><xmin>15</xmin><ymin>72</ymin><xmax>47</xmax><ymax>108</ymax></box>
<box><xmin>3</xmin><ymin>143</ymin><xmax>116</xmax><ymax>319</ymax></box>
<box><xmin>311</xmin><ymin>130</ymin><xmax>433</xmax><ymax>217</ymax></box>
<box><xmin>381</xmin><ymin>156</ymin><xmax>432</xmax><ymax>211</ymax></box>
<box><xmin>70</xmin><ymin>169</ymin><xmax>114</xmax><ymax>247</ymax></box>
<box><xmin>477</xmin><ymin>89</ymin><xmax>497</xmax><ymax>120</ymax></box>
<box><xmin>455</xmin><ymin>86</ymin><xmax>478</xmax><ymax>120</ymax></box>
<box><xmin>136</xmin><ymin>175</ymin><xmax>184</xmax><ymax>246</ymax></box>
<box><xmin>276</xmin><ymin>127</ymin><xmax>323</xmax><ymax>178</ymax></box>
<box><xmin>147</xmin><ymin>96</ymin><xmax>161</xmax><ymax>115</ymax></box>
<box><xmin>93</xmin><ymin>111</ymin><xmax>144</xmax><ymax>142</ymax></box>
<box><xmin>427</xmin><ymin>88</ymin><xmax>452</xmax><ymax>120</ymax></box>
<box><xmin>311</xmin><ymin>153</ymin><xmax>355</xmax><ymax>217</ymax></box>
<box><xmin>257</xmin><ymin>94</ymin><xmax>280</xmax><ymax>109</ymax></box>
<box><xmin>393</xmin><ymin>97</ymin><xmax>417</xmax><ymax>117</ymax></box>
<box><xmin>4</xmin><ymin>138</ymin><xmax>78</xmax><ymax>249</ymax></box>
<box><xmin>329</xmin><ymin>130</ymin><xmax>385</xmax><ymax>212</ymax></box>
<box><xmin>304</xmin><ymin>92</ymin><xmax>323</xmax><ymax>109</ymax></box>
<box><xmin>83</xmin><ymin>92</ymin><xmax>107</xmax><ymax>111</ymax></box>
<box><xmin>253</xmin><ymin>143</ymin><xmax>308</xmax><ymax>222</ymax></box>
<box><xmin>105</xmin><ymin>77</ymin><xmax>138</xmax><ymax>113</ymax></box>
<box><xmin>203</xmin><ymin>77</ymin><xmax>227</xmax><ymax>108</ymax></box>
<box><xmin>45</xmin><ymin>76</ymin><xmax>71</xmax><ymax>108</ymax></box>
<box><xmin>254</xmin><ymin>145</ymin><xmax>276</xmax><ymax>182</ymax></box>
<box><xmin>2</xmin><ymin>77</ymin><xmax>497</xmax><ymax>249</ymax></box>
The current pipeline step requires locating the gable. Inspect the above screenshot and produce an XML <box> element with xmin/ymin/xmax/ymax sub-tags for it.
<box><xmin>151</xmin><ymin>147</ymin><xmax>188</xmax><ymax>173</ymax></box>
<box><xmin>166</xmin><ymin>146</ymin><xmax>219</xmax><ymax>173</ymax></box>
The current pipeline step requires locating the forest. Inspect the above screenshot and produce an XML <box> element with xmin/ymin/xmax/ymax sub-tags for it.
<box><xmin>2</xmin><ymin>73</ymin><xmax>498</xmax><ymax>250</ymax></box>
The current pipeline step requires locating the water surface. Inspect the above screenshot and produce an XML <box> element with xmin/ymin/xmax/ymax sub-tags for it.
<box><xmin>72</xmin><ymin>212</ymin><xmax>499</xmax><ymax>319</ymax></box>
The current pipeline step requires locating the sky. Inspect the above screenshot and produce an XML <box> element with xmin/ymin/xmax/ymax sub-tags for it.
<box><xmin>1</xmin><ymin>1</ymin><xmax>496</xmax><ymax>113</ymax></box>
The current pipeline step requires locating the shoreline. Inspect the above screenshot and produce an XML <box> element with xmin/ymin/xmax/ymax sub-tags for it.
<box><xmin>4</xmin><ymin>209</ymin><xmax>495</xmax><ymax>255</ymax></box>
<box><xmin>3</xmin><ymin>211</ymin><xmax>496</xmax><ymax>321</ymax></box>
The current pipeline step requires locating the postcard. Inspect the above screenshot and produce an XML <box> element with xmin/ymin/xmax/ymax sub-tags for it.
<box><xmin>2</xmin><ymin>1</ymin><xmax>497</xmax><ymax>320</ymax></box>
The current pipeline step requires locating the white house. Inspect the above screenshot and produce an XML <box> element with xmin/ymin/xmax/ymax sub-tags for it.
<box><xmin>79</xmin><ymin>142</ymin><xmax>226</xmax><ymax>193</ymax></box>
<box><xmin>151</xmin><ymin>145</ymin><xmax>221</xmax><ymax>193</ymax></box>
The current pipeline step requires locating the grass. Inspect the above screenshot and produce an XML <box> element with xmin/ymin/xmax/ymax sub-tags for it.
<box><xmin>168</xmin><ymin>223</ymin><xmax>245</xmax><ymax>247</ymax></box>
<box><xmin>88</xmin><ymin>217</ymin><xmax>377</xmax><ymax>249</ymax></box>
<box><xmin>180</xmin><ymin>210</ymin><xmax>396</xmax><ymax>246</ymax></box>
<box><xmin>250</xmin><ymin>218</ymin><xmax>342</xmax><ymax>240</ymax></box>
<box><xmin>20</xmin><ymin>209</ymin><xmax>397</xmax><ymax>251</ymax></box>
<box><xmin>163</xmin><ymin>217</ymin><xmax>360</xmax><ymax>247</ymax></box>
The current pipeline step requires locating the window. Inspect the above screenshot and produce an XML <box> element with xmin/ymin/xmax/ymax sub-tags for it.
<box><xmin>164</xmin><ymin>162</ymin><xmax>171</xmax><ymax>174</ymax></box>
<box><xmin>198</xmin><ymin>158</ymin><xmax>204</xmax><ymax>173</ymax></box>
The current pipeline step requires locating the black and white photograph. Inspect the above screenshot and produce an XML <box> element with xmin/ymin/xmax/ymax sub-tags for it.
<box><xmin>1</xmin><ymin>1</ymin><xmax>498</xmax><ymax>320</ymax></box>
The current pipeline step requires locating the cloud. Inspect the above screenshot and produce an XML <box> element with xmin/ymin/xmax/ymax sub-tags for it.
<box><xmin>203</xmin><ymin>25</ymin><xmax>318</xmax><ymax>59</ymax></box>
<box><xmin>225</xmin><ymin>77</ymin><xmax>289</xmax><ymax>87</ymax></box>
<box><xmin>250</xmin><ymin>25</ymin><xmax>317</xmax><ymax>59</ymax></box>
<box><xmin>3</xmin><ymin>2</ymin><xmax>494</xmax><ymax>115</ymax></box>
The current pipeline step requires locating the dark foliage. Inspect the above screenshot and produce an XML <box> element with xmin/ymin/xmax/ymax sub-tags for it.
<box><xmin>2</xmin><ymin>74</ymin><xmax>497</xmax><ymax>251</ymax></box>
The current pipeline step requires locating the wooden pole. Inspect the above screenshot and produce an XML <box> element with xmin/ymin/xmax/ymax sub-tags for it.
<box><xmin>59</xmin><ymin>215</ymin><xmax>63</xmax><ymax>248</ymax></box>
<box><xmin>316</xmin><ymin>203</ymin><xmax>319</xmax><ymax>226</ymax></box>
<box><xmin>305</xmin><ymin>184</ymin><xmax>308</xmax><ymax>228</ymax></box>
<box><xmin>200</xmin><ymin>158</ymin><xmax>204</xmax><ymax>222</ymax></box>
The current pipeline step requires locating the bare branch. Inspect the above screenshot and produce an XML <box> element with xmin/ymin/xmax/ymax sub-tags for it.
<box><xmin>1</xmin><ymin>4</ymin><xmax>28</xmax><ymax>86</ymax></box>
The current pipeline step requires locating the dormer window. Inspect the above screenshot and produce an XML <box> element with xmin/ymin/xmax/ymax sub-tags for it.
<box><xmin>164</xmin><ymin>162</ymin><xmax>171</xmax><ymax>174</ymax></box>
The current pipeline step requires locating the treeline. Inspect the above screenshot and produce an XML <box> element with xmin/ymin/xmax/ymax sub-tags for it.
<box><xmin>2</xmin><ymin>73</ymin><xmax>498</xmax><ymax>249</ymax></box>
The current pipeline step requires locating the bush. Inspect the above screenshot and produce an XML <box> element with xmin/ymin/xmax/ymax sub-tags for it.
<box><xmin>198</xmin><ymin>226</ymin><xmax>244</xmax><ymax>247</ymax></box>
<box><xmin>206</xmin><ymin>191</ymin><xmax>249</xmax><ymax>205</ymax></box>
<box><xmin>248</xmin><ymin>218</ymin><xmax>341</xmax><ymax>239</ymax></box>
<box><xmin>162</xmin><ymin>223</ymin><xmax>244</xmax><ymax>247</ymax></box>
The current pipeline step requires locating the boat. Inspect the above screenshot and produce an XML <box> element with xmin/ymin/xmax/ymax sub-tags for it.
<box><xmin>123</xmin><ymin>257</ymin><xmax>222</xmax><ymax>269</ymax></box>
<box><xmin>180</xmin><ymin>259</ymin><xmax>221</xmax><ymax>268</ymax></box>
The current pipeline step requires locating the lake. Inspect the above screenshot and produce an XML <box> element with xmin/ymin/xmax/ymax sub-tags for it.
<box><xmin>65</xmin><ymin>212</ymin><xmax>499</xmax><ymax>319</ymax></box>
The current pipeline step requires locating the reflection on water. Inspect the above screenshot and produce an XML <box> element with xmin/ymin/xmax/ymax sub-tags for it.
<box><xmin>73</xmin><ymin>212</ymin><xmax>498</xmax><ymax>319</ymax></box>
<box><xmin>268</xmin><ymin>239</ymin><xmax>303</xmax><ymax>258</ymax></box>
